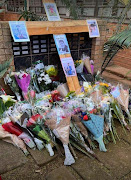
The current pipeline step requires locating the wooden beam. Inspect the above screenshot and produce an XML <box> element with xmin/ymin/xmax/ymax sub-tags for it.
<box><xmin>26</xmin><ymin>20</ymin><xmax>89</xmax><ymax>35</ymax></box>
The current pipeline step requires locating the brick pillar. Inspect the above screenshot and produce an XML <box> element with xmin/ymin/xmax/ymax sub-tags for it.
<box><xmin>91</xmin><ymin>20</ymin><xmax>114</xmax><ymax>73</ymax></box>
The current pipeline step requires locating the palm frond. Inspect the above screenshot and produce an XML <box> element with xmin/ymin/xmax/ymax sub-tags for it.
<box><xmin>0</xmin><ymin>57</ymin><xmax>13</xmax><ymax>78</ymax></box>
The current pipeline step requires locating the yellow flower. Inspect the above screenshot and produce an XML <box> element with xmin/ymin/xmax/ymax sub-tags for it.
<box><xmin>99</xmin><ymin>83</ymin><xmax>109</xmax><ymax>87</ymax></box>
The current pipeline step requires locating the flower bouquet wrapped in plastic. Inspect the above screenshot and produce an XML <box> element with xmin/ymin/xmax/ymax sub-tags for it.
<box><xmin>81</xmin><ymin>112</ymin><xmax>107</xmax><ymax>152</ymax></box>
<box><xmin>70</xmin><ymin>121</ymin><xmax>95</xmax><ymax>158</ymax></box>
<box><xmin>81</xmin><ymin>53</ymin><xmax>92</xmax><ymax>74</ymax></box>
<box><xmin>75</xmin><ymin>60</ymin><xmax>84</xmax><ymax>74</ymax></box>
<box><xmin>0</xmin><ymin>125</ymin><xmax>29</xmax><ymax>155</ymax></box>
<box><xmin>4</xmin><ymin>72</ymin><xmax>21</xmax><ymax>101</ymax></box>
<box><xmin>116</xmin><ymin>85</ymin><xmax>131</xmax><ymax>124</ymax></box>
<box><xmin>26</xmin><ymin>114</ymin><xmax>54</xmax><ymax>156</ymax></box>
<box><xmin>71</xmin><ymin>114</ymin><xmax>95</xmax><ymax>149</ymax></box>
<box><xmin>45</xmin><ymin>108</ymin><xmax>75</xmax><ymax>165</ymax></box>
<box><xmin>45</xmin><ymin>65</ymin><xmax>58</xmax><ymax>81</ymax></box>
<box><xmin>15</xmin><ymin>71</ymin><xmax>31</xmax><ymax>98</ymax></box>
<box><xmin>2</xmin><ymin>117</ymin><xmax>35</xmax><ymax>149</ymax></box>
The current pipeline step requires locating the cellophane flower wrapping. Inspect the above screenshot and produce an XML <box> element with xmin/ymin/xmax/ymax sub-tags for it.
<box><xmin>0</xmin><ymin>125</ymin><xmax>29</xmax><ymax>155</ymax></box>
<box><xmin>75</xmin><ymin>60</ymin><xmax>84</xmax><ymax>73</ymax></box>
<box><xmin>2</xmin><ymin>117</ymin><xmax>35</xmax><ymax>149</ymax></box>
<box><xmin>45</xmin><ymin>108</ymin><xmax>75</xmax><ymax>165</ymax></box>
<box><xmin>26</xmin><ymin>114</ymin><xmax>54</xmax><ymax>156</ymax></box>
<box><xmin>82</xmin><ymin>114</ymin><xmax>107</xmax><ymax>152</ymax></box>
<box><xmin>4</xmin><ymin>73</ymin><xmax>21</xmax><ymax>101</ymax></box>
<box><xmin>116</xmin><ymin>85</ymin><xmax>131</xmax><ymax>124</ymax></box>
<box><xmin>57</xmin><ymin>83</ymin><xmax>69</xmax><ymax>97</ymax></box>
<box><xmin>45</xmin><ymin>65</ymin><xmax>58</xmax><ymax>77</ymax></box>
<box><xmin>15</xmin><ymin>73</ymin><xmax>31</xmax><ymax>94</ymax></box>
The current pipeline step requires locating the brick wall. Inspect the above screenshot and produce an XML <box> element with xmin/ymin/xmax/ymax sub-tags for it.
<box><xmin>0</xmin><ymin>22</ymin><xmax>14</xmax><ymax>94</ymax></box>
<box><xmin>91</xmin><ymin>21</ymin><xmax>130</xmax><ymax>72</ymax></box>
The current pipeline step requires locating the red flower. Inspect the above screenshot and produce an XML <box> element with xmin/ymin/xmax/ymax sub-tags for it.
<box><xmin>22</xmin><ymin>74</ymin><xmax>27</xmax><ymax>78</ymax></box>
<box><xmin>30</xmin><ymin>90</ymin><xmax>36</xmax><ymax>99</ymax></box>
<box><xmin>27</xmin><ymin>114</ymin><xmax>43</xmax><ymax>127</ymax></box>
<box><xmin>83</xmin><ymin>115</ymin><xmax>88</xmax><ymax>121</ymax></box>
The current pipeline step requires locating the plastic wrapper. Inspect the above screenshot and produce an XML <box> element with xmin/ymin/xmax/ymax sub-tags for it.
<box><xmin>46</xmin><ymin>108</ymin><xmax>75</xmax><ymax>165</ymax></box>
<box><xmin>72</xmin><ymin>114</ymin><xmax>89</xmax><ymax>138</ymax></box>
<box><xmin>45</xmin><ymin>65</ymin><xmax>58</xmax><ymax>77</ymax></box>
<box><xmin>26</xmin><ymin>114</ymin><xmax>54</xmax><ymax>156</ymax></box>
<box><xmin>81</xmin><ymin>54</ymin><xmax>92</xmax><ymax>74</ymax></box>
<box><xmin>82</xmin><ymin>113</ymin><xmax>107</xmax><ymax>152</ymax></box>
<box><xmin>2</xmin><ymin>117</ymin><xmax>35</xmax><ymax>149</ymax></box>
<box><xmin>70</xmin><ymin>122</ymin><xmax>94</xmax><ymax>156</ymax></box>
<box><xmin>116</xmin><ymin>85</ymin><xmax>131</xmax><ymax>124</ymax></box>
<box><xmin>76</xmin><ymin>61</ymin><xmax>84</xmax><ymax>73</ymax></box>
<box><xmin>0</xmin><ymin>125</ymin><xmax>29</xmax><ymax>155</ymax></box>
<box><xmin>111</xmin><ymin>99</ymin><xmax>129</xmax><ymax>129</ymax></box>
<box><xmin>15</xmin><ymin>74</ymin><xmax>31</xmax><ymax>94</ymax></box>
<box><xmin>57</xmin><ymin>83</ymin><xmax>69</xmax><ymax>97</ymax></box>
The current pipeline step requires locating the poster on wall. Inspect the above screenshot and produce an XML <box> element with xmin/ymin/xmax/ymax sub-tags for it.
<box><xmin>43</xmin><ymin>3</ymin><xmax>61</xmax><ymax>21</ymax></box>
<box><xmin>60</xmin><ymin>57</ymin><xmax>76</xmax><ymax>77</ymax></box>
<box><xmin>86</xmin><ymin>19</ymin><xmax>100</xmax><ymax>38</ymax></box>
<box><xmin>53</xmin><ymin>34</ymin><xmax>70</xmax><ymax>55</ymax></box>
<box><xmin>9</xmin><ymin>21</ymin><xmax>30</xmax><ymax>42</ymax></box>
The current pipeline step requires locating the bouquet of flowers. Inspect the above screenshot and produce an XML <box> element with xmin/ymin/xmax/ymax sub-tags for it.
<box><xmin>74</xmin><ymin>60</ymin><xmax>84</xmax><ymax>73</ymax></box>
<box><xmin>4</xmin><ymin>72</ymin><xmax>21</xmax><ymax>101</ymax></box>
<box><xmin>116</xmin><ymin>85</ymin><xmax>131</xmax><ymax>124</ymax></box>
<box><xmin>26</xmin><ymin>114</ymin><xmax>54</xmax><ymax>156</ymax></box>
<box><xmin>15</xmin><ymin>71</ymin><xmax>31</xmax><ymax>98</ymax></box>
<box><xmin>2</xmin><ymin>116</ymin><xmax>36</xmax><ymax>149</ymax></box>
<box><xmin>0</xmin><ymin>125</ymin><xmax>29</xmax><ymax>155</ymax></box>
<box><xmin>45</xmin><ymin>65</ymin><xmax>58</xmax><ymax>78</ymax></box>
<box><xmin>36</xmin><ymin>67</ymin><xmax>52</xmax><ymax>91</ymax></box>
<box><xmin>81</xmin><ymin>112</ymin><xmax>107</xmax><ymax>152</ymax></box>
<box><xmin>45</xmin><ymin>108</ymin><xmax>75</xmax><ymax>165</ymax></box>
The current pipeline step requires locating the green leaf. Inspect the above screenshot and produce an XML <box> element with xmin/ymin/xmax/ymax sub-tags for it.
<box><xmin>0</xmin><ymin>57</ymin><xmax>13</xmax><ymax>78</ymax></box>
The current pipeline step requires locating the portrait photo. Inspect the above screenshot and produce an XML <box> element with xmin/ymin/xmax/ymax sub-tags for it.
<box><xmin>44</xmin><ymin>3</ymin><xmax>61</xmax><ymax>21</ymax></box>
<box><xmin>86</xmin><ymin>19</ymin><xmax>100</xmax><ymax>38</ymax></box>
<box><xmin>60</xmin><ymin>57</ymin><xmax>76</xmax><ymax>77</ymax></box>
<box><xmin>9</xmin><ymin>21</ymin><xmax>30</xmax><ymax>42</ymax></box>
<box><xmin>54</xmin><ymin>34</ymin><xmax>70</xmax><ymax>55</ymax></box>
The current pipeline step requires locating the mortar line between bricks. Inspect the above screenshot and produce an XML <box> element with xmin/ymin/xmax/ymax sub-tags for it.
<box><xmin>119</xmin><ymin>171</ymin><xmax>131</xmax><ymax>179</ymax></box>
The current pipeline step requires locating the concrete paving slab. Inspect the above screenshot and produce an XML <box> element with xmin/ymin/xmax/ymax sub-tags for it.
<box><xmin>1</xmin><ymin>157</ymin><xmax>45</xmax><ymax>180</ymax></box>
<box><xmin>28</xmin><ymin>148</ymin><xmax>58</xmax><ymax>166</ymax></box>
<box><xmin>116</xmin><ymin>125</ymin><xmax>131</xmax><ymax>145</ymax></box>
<box><xmin>0</xmin><ymin>141</ymin><xmax>27</xmax><ymax>174</ymax></box>
<box><xmin>72</xmin><ymin>156</ymin><xmax>113</xmax><ymax>180</ymax></box>
<box><xmin>46</xmin><ymin>166</ymin><xmax>76</xmax><ymax>180</ymax></box>
<box><xmin>94</xmin><ymin>141</ymin><xmax>131</xmax><ymax>179</ymax></box>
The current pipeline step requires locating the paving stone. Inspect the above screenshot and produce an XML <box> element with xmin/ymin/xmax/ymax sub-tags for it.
<box><xmin>72</xmin><ymin>156</ymin><xmax>113</xmax><ymax>180</ymax></box>
<box><xmin>116</xmin><ymin>125</ymin><xmax>131</xmax><ymax>145</ymax></box>
<box><xmin>0</xmin><ymin>141</ymin><xmax>27</xmax><ymax>174</ymax></box>
<box><xmin>28</xmin><ymin>148</ymin><xmax>58</xmax><ymax>166</ymax></box>
<box><xmin>1</xmin><ymin>157</ymin><xmax>45</xmax><ymax>180</ymax></box>
<box><xmin>121</xmin><ymin>172</ymin><xmax>131</xmax><ymax>180</ymax></box>
<box><xmin>46</xmin><ymin>166</ymin><xmax>76</xmax><ymax>180</ymax></box>
<box><xmin>94</xmin><ymin>141</ymin><xmax>131</xmax><ymax>179</ymax></box>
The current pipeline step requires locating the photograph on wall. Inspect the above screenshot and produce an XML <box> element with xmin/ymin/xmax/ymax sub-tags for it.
<box><xmin>86</xmin><ymin>19</ymin><xmax>100</xmax><ymax>38</ymax></box>
<box><xmin>43</xmin><ymin>2</ymin><xmax>61</xmax><ymax>21</ymax></box>
<box><xmin>9</xmin><ymin>21</ymin><xmax>30</xmax><ymax>42</ymax></box>
<box><xmin>60</xmin><ymin>57</ymin><xmax>76</xmax><ymax>77</ymax></box>
<box><xmin>54</xmin><ymin>34</ymin><xmax>70</xmax><ymax>55</ymax></box>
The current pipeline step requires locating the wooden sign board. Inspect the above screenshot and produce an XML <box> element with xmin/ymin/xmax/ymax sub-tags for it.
<box><xmin>42</xmin><ymin>0</ymin><xmax>81</xmax><ymax>93</ymax></box>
